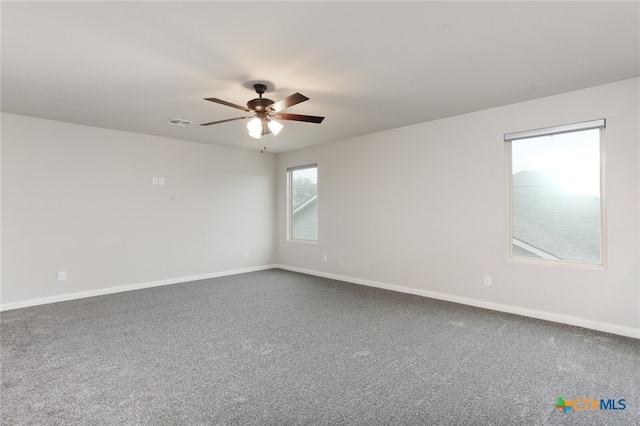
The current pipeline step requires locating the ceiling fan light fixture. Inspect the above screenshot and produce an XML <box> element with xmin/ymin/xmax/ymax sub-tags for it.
<box><xmin>247</xmin><ymin>117</ymin><xmax>262</xmax><ymax>139</ymax></box>
<box><xmin>267</xmin><ymin>119</ymin><xmax>283</xmax><ymax>135</ymax></box>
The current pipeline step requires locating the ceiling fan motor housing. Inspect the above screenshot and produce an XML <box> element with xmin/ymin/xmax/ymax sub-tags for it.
<box><xmin>247</xmin><ymin>84</ymin><xmax>273</xmax><ymax>112</ymax></box>
<box><xmin>247</xmin><ymin>97</ymin><xmax>274</xmax><ymax>112</ymax></box>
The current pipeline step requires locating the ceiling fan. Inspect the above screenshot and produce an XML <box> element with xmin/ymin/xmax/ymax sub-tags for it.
<box><xmin>200</xmin><ymin>84</ymin><xmax>325</xmax><ymax>141</ymax></box>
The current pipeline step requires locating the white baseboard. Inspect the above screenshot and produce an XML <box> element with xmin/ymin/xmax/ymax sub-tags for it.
<box><xmin>0</xmin><ymin>264</ymin><xmax>277</xmax><ymax>312</ymax></box>
<box><xmin>276</xmin><ymin>264</ymin><xmax>640</xmax><ymax>340</ymax></box>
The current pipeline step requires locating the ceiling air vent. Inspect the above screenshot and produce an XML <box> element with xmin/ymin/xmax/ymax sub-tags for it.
<box><xmin>166</xmin><ymin>118</ymin><xmax>193</xmax><ymax>127</ymax></box>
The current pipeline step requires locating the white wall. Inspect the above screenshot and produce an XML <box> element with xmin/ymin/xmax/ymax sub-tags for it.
<box><xmin>276</xmin><ymin>78</ymin><xmax>640</xmax><ymax>337</ymax></box>
<box><xmin>1</xmin><ymin>113</ymin><xmax>277</xmax><ymax>307</ymax></box>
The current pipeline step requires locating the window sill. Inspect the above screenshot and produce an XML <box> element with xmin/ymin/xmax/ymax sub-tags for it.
<box><xmin>287</xmin><ymin>239</ymin><xmax>318</xmax><ymax>244</ymax></box>
<box><xmin>507</xmin><ymin>256</ymin><xmax>607</xmax><ymax>270</ymax></box>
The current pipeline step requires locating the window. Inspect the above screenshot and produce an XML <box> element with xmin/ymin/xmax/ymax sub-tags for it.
<box><xmin>287</xmin><ymin>164</ymin><xmax>318</xmax><ymax>241</ymax></box>
<box><xmin>505</xmin><ymin>119</ymin><xmax>605</xmax><ymax>266</ymax></box>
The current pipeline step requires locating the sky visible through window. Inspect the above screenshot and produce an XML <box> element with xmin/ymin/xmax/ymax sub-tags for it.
<box><xmin>293</xmin><ymin>167</ymin><xmax>317</xmax><ymax>184</ymax></box>
<box><xmin>511</xmin><ymin>129</ymin><xmax>600</xmax><ymax>196</ymax></box>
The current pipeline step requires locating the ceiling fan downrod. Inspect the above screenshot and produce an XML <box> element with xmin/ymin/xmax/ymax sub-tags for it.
<box><xmin>253</xmin><ymin>84</ymin><xmax>267</xmax><ymax>97</ymax></box>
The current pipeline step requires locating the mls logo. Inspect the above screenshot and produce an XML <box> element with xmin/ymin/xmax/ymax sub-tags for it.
<box><xmin>554</xmin><ymin>396</ymin><xmax>626</xmax><ymax>414</ymax></box>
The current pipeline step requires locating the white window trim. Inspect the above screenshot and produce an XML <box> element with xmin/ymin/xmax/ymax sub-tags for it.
<box><xmin>504</xmin><ymin>119</ymin><xmax>605</xmax><ymax>141</ymax></box>
<box><xmin>505</xmin><ymin>120</ymin><xmax>607</xmax><ymax>269</ymax></box>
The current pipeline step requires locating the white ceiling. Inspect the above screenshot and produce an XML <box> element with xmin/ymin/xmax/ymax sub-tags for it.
<box><xmin>2</xmin><ymin>1</ymin><xmax>639</xmax><ymax>153</ymax></box>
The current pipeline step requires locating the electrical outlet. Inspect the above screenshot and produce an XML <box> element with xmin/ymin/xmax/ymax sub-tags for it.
<box><xmin>158</xmin><ymin>177</ymin><xmax>165</xmax><ymax>185</ymax></box>
<box><xmin>323</xmin><ymin>255</ymin><xmax>328</xmax><ymax>263</ymax></box>
<box><xmin>245</xmin><ymin>251</ymin><xmax>249</xmax><ymax>259</ymax></box>
<box><xmin>58</xmin><ymin>271</ymin><xmax>66</xmax><ymax>281</ymax></box>
<box><xmin>152</xmin><ymin>177</ymin><xmax>159</xmax><ymax>185</ymax></box>
<box><xmin>484</xmin><ymin>275</ymin><xmax>492</xmax><ymax>286</ymax></box>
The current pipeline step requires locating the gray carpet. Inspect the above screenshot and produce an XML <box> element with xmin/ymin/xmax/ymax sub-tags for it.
<box><xmin>1</xmin><ymin>269</ymin><xmax>638</xmax><ymax>425</ymax></box>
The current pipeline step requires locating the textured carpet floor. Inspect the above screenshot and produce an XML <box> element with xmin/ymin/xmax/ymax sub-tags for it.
<box><xmin>1</xmin><ymin>269</ymin><xmax>639</xmax><ymax>425</ymax></box>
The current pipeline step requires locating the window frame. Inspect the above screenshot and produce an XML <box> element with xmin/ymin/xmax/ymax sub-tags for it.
<box><xmin>505</xmin><ymin>120</ymin><xmax>607</xmax><ymax>268</ymax></box>
<box><xmin>287</xmin><ymin>163</ymin><xmax>318</xmax><ymax>243</ymax></box>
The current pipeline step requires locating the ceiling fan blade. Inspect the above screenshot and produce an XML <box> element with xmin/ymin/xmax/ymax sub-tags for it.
<box><xmin>273</xmin><ymin>113</ymin><xmax>325</xmax><ymax>124</ymax></box>
<box><xmin>270</xmin><ymin>93</ymin><xmax>309</xmax><ymax>112</ymax></box>
<box><xmin>200</xmin><ymin>116</ymin><xmax>252</xmax><ymax>126</ymax></box>
<box><xmin>204</xmin><ymin>98</ymin><xmax>251</xmax><ymax>112</ymax></box>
